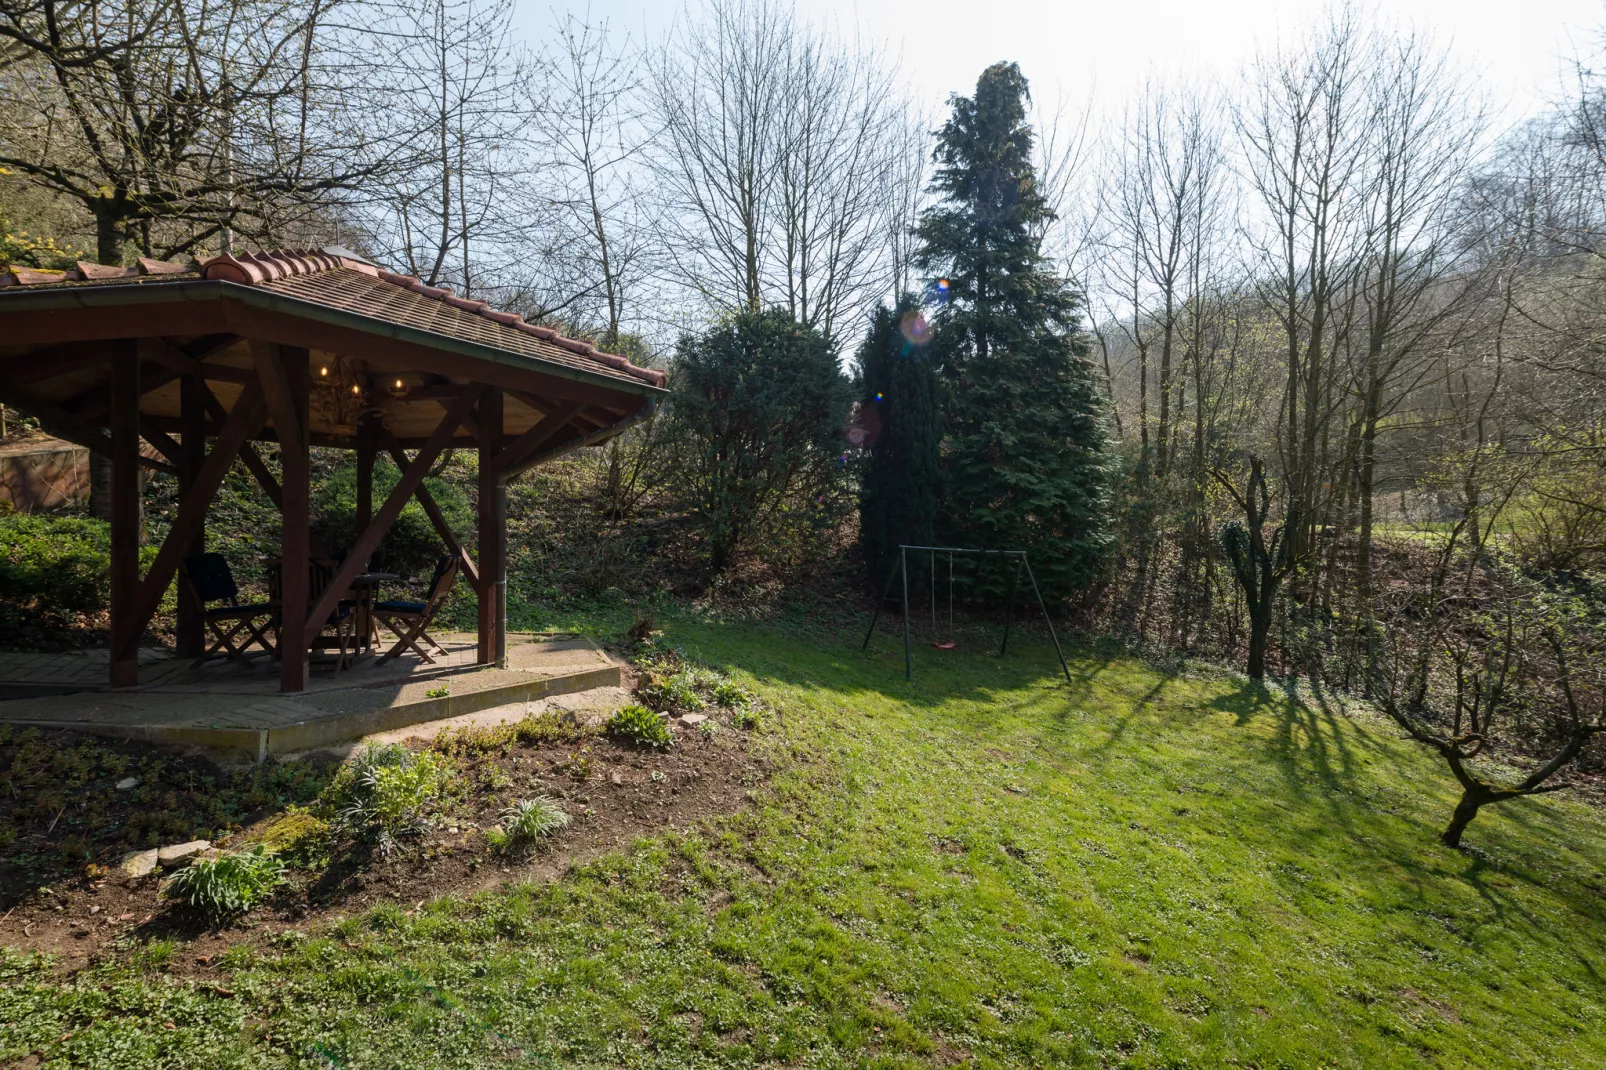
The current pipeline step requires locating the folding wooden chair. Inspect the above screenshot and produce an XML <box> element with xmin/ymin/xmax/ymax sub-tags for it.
<box><xmin>373</xmin><ymin>555</ymin><xmax>459</xmax><ymax>665</ymax></box>
<box><xmin>309</xmin><ymin>558</ymin><xmax>359</xmax><ymax>672</ymax></box>
<box><xmin>180</xmin><ymin>553</ymin><xmax>278</xmax><ymax>669</ymax></box>
<box><xmin>269</xmin><ymin>558</ymin><xmax>358</xmax><ymax>673</ymax></box>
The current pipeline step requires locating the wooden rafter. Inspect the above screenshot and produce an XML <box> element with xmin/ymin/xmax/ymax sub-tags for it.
<box><xmin>491</xmin><ymin>402</ymin><xmax>583</xmax><ymax>473</ymax></box>
<box><xmin>0</xmin><ymin>378</ymin><xmax>176</xmax><ymax>475</ymax></box>
<box><xmin>0</xmin><ymin>345</ymin><xmax>116</xmax><ymax>384</ymax></box>
<box><xmin>70</xmin><ymin>365</ymin><xmax>182</xmax><ymax>423</ymax></box>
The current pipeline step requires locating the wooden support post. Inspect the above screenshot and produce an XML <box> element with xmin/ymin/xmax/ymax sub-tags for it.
<box><xmin>356</xmin><ymin>412</ymin><xmax>377</xmax><ymax>538</ymax></box>
<box><xmin>175</xmin><ymin>373</ymin><xmax>207</xmax><ymax>659</ymax></box>
<box><xmin>283</xmin><ymin>349</ymin><xmax>312</xmax><ymax>693</ymax></box>
<box><xmin>478</xmin><ymin>388</ymin><xmax>506</xmax><ymax>667</ymax></box>
<box><xmin>253</xmin><ymin>341</ymin><xmax>311</xmax><ymax>693</ymax></box>
<box><xmin>108</xmin><ymin>349</ymin><xmax>141</xmax><ymax>687</ymax></box>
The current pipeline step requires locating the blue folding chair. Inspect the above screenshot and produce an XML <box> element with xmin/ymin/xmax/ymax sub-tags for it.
<box><xmin>373</xmin><ymin>555</ymin><xmax>459</xmax><ymax>665</ymax></box>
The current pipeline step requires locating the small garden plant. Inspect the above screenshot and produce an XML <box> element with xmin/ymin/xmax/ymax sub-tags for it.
<box><xmin>328</xmin><ymin>743</ymin><xmax>450</xmax><ymax>855</ymax></box>
<box><xmin>492</xmin><ymin>797</ymin><xmax>570</xmax><ymax>852</ymax></box>
<box><xmin>607</xmin><ymin>703</ymin><xmax>674</xmax><ymax>748</ymax></box>
<box><xmin>650</xmin><ymin>671</ymin><xmax>705</xmax><ymax>711</ymax></box>
<box><xmin>633</xmin><ymin>647</ymin><xmax>758</xmax><ymax>722</ymax></box>
<box><xmin>711</xmin><ymin>678</ymin><xmax>750</xmax><ymax>709</ymax></box>
<box><xmin>161</xmin><ymin>845</ymin><xmax>286</xmax><ymax>924</ymax></box>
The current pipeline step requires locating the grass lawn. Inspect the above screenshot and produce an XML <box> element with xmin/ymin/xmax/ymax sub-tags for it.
<box><xmin>3</xmin><ymin>611</ymin><xmax>1604</xmax><ymax>1068</ymax></box>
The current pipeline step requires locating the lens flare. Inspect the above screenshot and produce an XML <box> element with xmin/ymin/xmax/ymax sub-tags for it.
<box><xmin>898</xmin><ymin>310</ymin><xmax>933</xmax><ymax>346</ymax></box>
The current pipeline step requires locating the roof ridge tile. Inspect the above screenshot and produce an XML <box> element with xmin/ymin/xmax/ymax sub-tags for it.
<box><xmin>135</xmin><ymin>257</ymin><xmax>190</xmax><ymax>275</ymax></box>
<box><xmin>77</xmin><ymin>262</ymin><xmax>139</xmax><ymax>280</ymax></box>
<box><xmin>197</xmin><ymin>247</ymin><xmax>668</xmax><ymax>388</ymax></box>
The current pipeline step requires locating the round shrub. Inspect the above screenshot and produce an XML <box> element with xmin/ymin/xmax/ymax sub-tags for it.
<box><xmin>312</xmin><ymin>460</ymin><xmax>472</xmax><ymax>581</ymax></box>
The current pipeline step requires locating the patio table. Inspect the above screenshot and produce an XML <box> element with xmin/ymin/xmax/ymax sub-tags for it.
<box><xmin>349</xmin><ymin>573</ymin><xmax>401</xmax><ymax>654</ymax></box>
<box><xmin>266</xmin><ymin>560</ymin><xmax>399</xmax><ymax>666</ymax></box>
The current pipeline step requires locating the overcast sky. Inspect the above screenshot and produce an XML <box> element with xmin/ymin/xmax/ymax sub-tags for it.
<box><xmin>524</xmin><ymin>0</ymin><xmax>1603</xmax><ymax>130</ymax></box>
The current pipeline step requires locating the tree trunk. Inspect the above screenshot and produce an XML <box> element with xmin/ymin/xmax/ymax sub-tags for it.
<box><xmin>1356</xmin><ymin>420</ymin><xmax>1377</xmax><ymax>605</ymax></box>
<box><xmin>88</xmin><ymin>453</ymin><xmax>114</xmax><ymax>520</ymax></box>
<box><xmin>1157</xmin><ymin>321</ymin><xmax>1173</xmax><ymax>480</ymax></box>
<box><xmin>1247</xmin><ymin>601</ymin><xmax>1272</xmax><ymax>680</ymax></box>
<box><xmin>93</xmin><ymin>204</ymin><xmax>125</xmax><ymax>267</ymax></box>
<box><xmin>1441</xmin><ymin>788</ymin><xmax>1489</xmax><ymax>848</ymax></box>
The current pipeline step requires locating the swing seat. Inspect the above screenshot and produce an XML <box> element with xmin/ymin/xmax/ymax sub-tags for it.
<box><xmin>931</xmin><ymin>641</ymin><xmax>956</xmax><ymax>650</ymax></box>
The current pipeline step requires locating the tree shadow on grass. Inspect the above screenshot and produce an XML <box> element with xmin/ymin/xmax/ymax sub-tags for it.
<box><xmin>1202</xmin><ymin>676</ymin><xmax>1391</xmax><ymax>810</ymax></box>
<box><xmin>700</xmin><ymin>626</ymin><xmax>1106</xmax><ymax>719</ymax></box>
<box><xmin>1459</xmin><ymin>849</ymin><xmax>1606</xmax><ymax>991</ymax></box>
<box><xmin>1082</xmin><ymin>672</ymin><xmax>1179</xmax><ymax>767</ymax></box>
<box><xmin>1202</xmin><ymin>676</ymin><xmax>1606</xmax><ymax>958</ymax></box>
<box><xmin>685</xmin><ymin>614</ymin><xmax>1606</xmax><ymax>917</ymax></box>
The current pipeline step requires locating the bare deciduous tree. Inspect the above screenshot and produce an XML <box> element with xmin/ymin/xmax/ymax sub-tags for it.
<box><xmin>363</xmin><ymin>0</ymin><xmax>528</xmax><ymax>295</ymax></box>
<box><xmin>647</xmin><ymin>0</ymin><xmax>910</xmax><ymax>341</ymax></box>
<box><xmin>0</xmin><ymin>0</ymin><xmax>395</xmax><ymax>264</ymax></box>
<box><xmin>542</xmin><ymin>13</ymin><xmax>650</xmax><ymax>347</ymax></box>
<box><xmin>1236</xmin><ymin>8</ymin><xmax>1373</xmax><ymax>564</ymax></box>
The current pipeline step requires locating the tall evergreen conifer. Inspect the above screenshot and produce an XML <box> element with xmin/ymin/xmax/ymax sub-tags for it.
<box><xmin>917</xmin><ymin>62</ymin><xmax>1111</xmax><ymax>597</ymax></box>
<box><xmin>856</xmin><ymin>295</ymin><xmax>942</xmax><ymax>586</ymax></box>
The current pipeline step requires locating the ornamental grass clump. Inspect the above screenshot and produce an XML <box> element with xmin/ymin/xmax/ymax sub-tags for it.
<box><xmin>607</xmin><ymin>703</ymin><xmax>674</xmax><ymax>749</ymax></box>
<box><xmin>497</xmin><ymin>798</ymin><xmax>570</xmax><ymax>849</ymax></box>
<box><xmin>162</xmin><ymin>845</ymin><xmax>285</xmax><ymax>924</ymax></box>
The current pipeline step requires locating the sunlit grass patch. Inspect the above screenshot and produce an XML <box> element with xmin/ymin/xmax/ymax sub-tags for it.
<box><xmin>2</xmin><ymin>612</ymin><xmax>1604</xmax><ymax>1068</ymax></box>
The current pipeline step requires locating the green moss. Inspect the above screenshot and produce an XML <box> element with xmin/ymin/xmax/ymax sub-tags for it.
<box><xmin>248</xmin><ymin>806</ymin><xmax>333</xmax><ymax>869</ymax></box>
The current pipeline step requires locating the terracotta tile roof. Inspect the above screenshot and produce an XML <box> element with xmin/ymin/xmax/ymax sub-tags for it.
<box><xmin>202</xmin><ymin>249</ymin><xmax>667</xmax><ymax>387</ymax></box>
<box><xmin>0</xmin><ymin>247</ymin><xmax>666</xmax><ymax>389</ymax></box>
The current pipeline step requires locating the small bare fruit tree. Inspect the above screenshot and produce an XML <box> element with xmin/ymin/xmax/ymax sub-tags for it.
<box><xmin>1371</xmin><ymin>587</ymin><xmax>1606</xmax><ymax>848</ymax></box>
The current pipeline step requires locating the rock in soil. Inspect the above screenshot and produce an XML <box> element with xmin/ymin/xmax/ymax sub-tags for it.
<box><xmin>115</xmin><ymin>777</ymin><xmax>139</xmax><ymax>791</ymax></box>
<box><xmin>118</xmin><ymin>848</ymin><xmax>159</xmax><ymax>880</ymax></box>
<box><xmin>157</xmin><ymin>840</ymin><xmax>212</xmax><ymax>869</ymax></box>
<box><xmin>680</xmin><ymin>713</ymin><xmax>708</xmax><ymax>726</ymax></box>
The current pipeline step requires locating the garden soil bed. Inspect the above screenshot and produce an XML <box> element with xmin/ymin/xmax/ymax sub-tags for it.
<box><xmin>0</xmin><ymin>716</ymin><xmax>768</xmax><ymax>974</ymax></box>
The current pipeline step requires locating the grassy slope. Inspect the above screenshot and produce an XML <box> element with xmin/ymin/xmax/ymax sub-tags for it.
<box><xmin>3</xmin><ymin>614</ymin><xmax>1605</xmax><ymax>1068</ymax></box>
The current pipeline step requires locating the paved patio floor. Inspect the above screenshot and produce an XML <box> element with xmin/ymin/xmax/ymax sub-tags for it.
<box><xmin>0</xmin><ymin>634</ymin><xmax>626</xmax><ymax>758</ymax></box>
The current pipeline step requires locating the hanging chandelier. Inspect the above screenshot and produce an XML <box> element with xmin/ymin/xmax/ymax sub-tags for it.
<box><xmin>311</xmin><ymin>354</ymin><xmax>370</xmax><ymax>431</ymax></box>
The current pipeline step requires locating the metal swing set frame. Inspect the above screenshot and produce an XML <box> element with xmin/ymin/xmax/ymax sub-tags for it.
<box><xmin>861</xmin><ymin>545</ymin><xmax>1072</xmax><ymax>683</ymax></box>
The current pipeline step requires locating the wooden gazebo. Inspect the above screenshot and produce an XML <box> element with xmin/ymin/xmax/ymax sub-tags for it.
<box><xmin>0</xmin><ymin>249</ymin><xmax>665</xmax><ymax>693</ymax></box>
